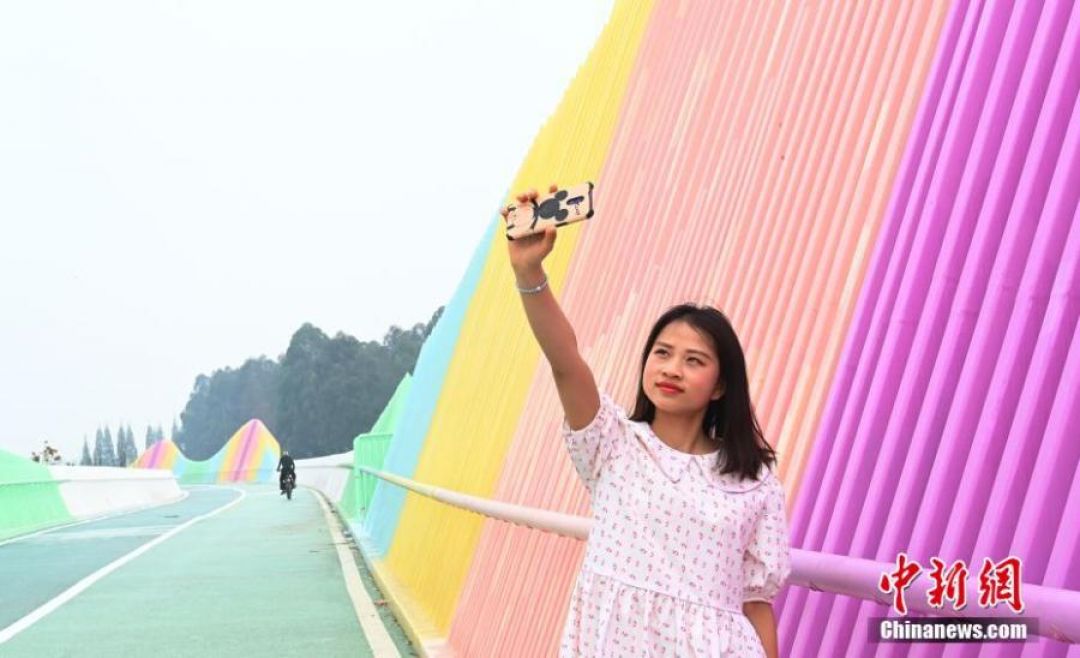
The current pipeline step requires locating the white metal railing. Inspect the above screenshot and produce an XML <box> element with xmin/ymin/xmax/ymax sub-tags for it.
<box><xmin>359</xmin><ymin>467</ymin><xmax>1079</xmax><ymax>644</ymax></box>
<box><xmin>358</xmin><ymin>466</ymin><xmax>590</xmax><ymax>538</ymax></box>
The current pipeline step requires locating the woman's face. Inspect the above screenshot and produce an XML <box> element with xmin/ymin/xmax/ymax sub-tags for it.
<box><xmin>642</xmin><ymin>320</ymin><xmax>725</xmax><ymax>417</ymax></box>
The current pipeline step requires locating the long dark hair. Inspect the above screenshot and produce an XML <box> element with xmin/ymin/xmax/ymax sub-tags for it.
<box><xmin>628</xmin><ymin>304</ymin><xmax>776</xmax><ymax>481</ymax></box>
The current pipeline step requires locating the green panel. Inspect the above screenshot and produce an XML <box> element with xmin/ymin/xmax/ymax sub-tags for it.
<box><xmin>0</xmin><ymin>449</ymin><xmax>73</xmax><ymax>540</ymax></box>
<box><xmin>177</xmin><ymin>454</ymin><xmax>220</xmax><ymax>484</ymax></box>
<box><xmin>338</xmin><ymin>471</ymin><xmax>362</xmax><ymax>520</ymax></box>
<box><xmin>339</xmin><ymin>374</ymin><xmax>412</xmax><ymax>521</ymax></box>
<box><xmin>368</xmin><ymin>374</ymin><xmax>412</xmax><ymax>434</ymax></box>
<box><xmin>348</xmin><ymin>433</ymin><xmax>394</xmax><ymax>519</ymax></box>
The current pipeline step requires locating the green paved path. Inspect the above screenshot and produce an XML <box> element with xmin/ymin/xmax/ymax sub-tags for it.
<box><xmin>0</xmin><ymin>486</ymin><xmax>238</xmax><ymax>630</ymax></box>
<box><xmin>0</xmin><ymin>485</ymin><xmax>416</xmax><ymax>658</ymax></box>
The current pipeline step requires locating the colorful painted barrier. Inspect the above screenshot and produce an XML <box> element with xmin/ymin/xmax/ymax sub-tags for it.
<box><xmin>0</xmin><ymin>450</ymin><xmax>183</xmax><ymax>541</ymax></box>
<box><xmin>49</xmin><ymin>466</ymin><xmax>183</xmax><ymax>520</ymax></box>
<box><xmin>132</xmin><ymin>419</ymin><xmax>281</xmax><ymax>484</ymax></box>
<box><xmin>0</xmin><ymin>449</ymin><xmax>72</xmax><ymax>541</ymax></box>
<box><xmin>348</xmin><ymin>1</ymin><xmax>1080</xmax><ymax>656</ymax></box>
<box><xmin>360</xmin><ymin>468</ymin><xmax>1080</xmax><ymax>644</ymax></box>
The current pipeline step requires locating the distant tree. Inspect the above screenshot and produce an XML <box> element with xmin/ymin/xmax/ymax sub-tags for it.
<box><xmin>145</xmin><ymin>425</ymin><xmax>155</xmax><ymax>450</ymax></box>
<box><xmin>422</xmin><ymin>306</ymin><xmax>444</xmax><ymax>341</ymax></box>
<box><xmin>80</xmin><ymin>436</ymin><xmax>92</xmax><ymax>466</ymax></box>
<box><xmin>41</xmin><ymin>441</ymin><xmax>60</xmax><ymax>464</ymax></box>
<box><xmin>175</xmin><ymin>357</ymin><xmax>281</xmax><ymax>460</ymax></box>
<box><xmin>172</xmin><ymin>306</ymin><xmax>441</xmax><ymax>461</ymax></box>
<box><xmin>275</xmin><ymin>324</ymin><xmax>391</xmax><ymax>458</ymax></box>
<box><xmin>126</xmin><ymin>425</ymin><xmax>138</xmax><ymax>464</ymax></box>
<box><xmin>101</xmin><ymin>427</ymin><xmax>117</xmax><ymax>467</ymax></box>
<box><xmin>116</xmin><ymin>426</ymin><xmax>135</xmax><ymax>466</ymax></box>
<box><xmin>274</xmin><ymin>309</ymin><xmax>439</xmax><ymax>458</ymax></box>
<box><xmin>118</xmin><ymin>427</ymin><xmax>129</xmax><ymax>466</ymax></box>
<box><xmin>93</xmin><ymin>428</ymin><xmax>104</xmax><ymax>466</ymax></box>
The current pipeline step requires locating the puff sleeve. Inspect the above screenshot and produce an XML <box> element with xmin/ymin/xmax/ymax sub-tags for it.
<box><xmin>742</xmin><ymin>472</ymin><xmax>793</xmax><ymax>603</ymax></box>
<box><xmin>561</xmin><ymin>393</ymin><xmax>630</xmax><ymax>493</ymax></box>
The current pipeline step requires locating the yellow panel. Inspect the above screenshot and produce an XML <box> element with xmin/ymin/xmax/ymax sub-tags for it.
<box><xmin>384</xmin><ymin>0</ymin><xmax>657</xmax><ymax>632</ymax></box>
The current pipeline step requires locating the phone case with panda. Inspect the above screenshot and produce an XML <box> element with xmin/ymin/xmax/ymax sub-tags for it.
<box><xmin>505</xmin><ymin>182</ymin><xmax>595</xmax><ymax>240</ymax></box>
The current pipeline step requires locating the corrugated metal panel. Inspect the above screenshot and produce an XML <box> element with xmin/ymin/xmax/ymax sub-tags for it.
<box><xmin>363</xmin><ymin>0</ymin><xmax>1079</xmax><ymax>655</ymax></box>
<box><xmin>380</xmin><ymin>0</ymin><xmax>657</xmax><ymax>647</ymax></box>
<box><xmin>453</xmin><ymin>0</ymin><xmax>949</xmax><ymax>655</ymax></box>
<box><xmin>784</xmin><ymin>1</ymin><xmax>1080</xmax><ymax>657</ymax></box>
<box><xmin>363</xmin><ymin>223</ymin><xmax>496</xmax><ymax>557</ymax></box>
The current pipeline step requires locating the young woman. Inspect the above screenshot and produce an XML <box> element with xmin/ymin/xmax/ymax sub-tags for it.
<box><xmin>503</xmin><ymin>187</ymin><xmax>792</xmax><ymax>657</ymax></box>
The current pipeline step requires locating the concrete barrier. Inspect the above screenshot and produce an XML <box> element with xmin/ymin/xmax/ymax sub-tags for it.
<box><xmin>48</xmin><ymin>466</ymin><xmax>184</xmax><ymax>520</ymax></box>
<box><xmin>295</xmin><ymin>452</ymin><xmax>352</xmax><ymax>502</ymax></box>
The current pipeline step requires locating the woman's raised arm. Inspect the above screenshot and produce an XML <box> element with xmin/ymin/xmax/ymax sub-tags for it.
<box><xmin>503</xmin><ymin>186</ymin><xmax>600</xmax><ymax>430</ymax></box>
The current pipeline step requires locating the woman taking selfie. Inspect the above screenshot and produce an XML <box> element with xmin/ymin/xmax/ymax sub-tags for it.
<box><xmin>503</xmin><ymin>186</ymin><xmax>792</xmax><ymax>657</ymax></box>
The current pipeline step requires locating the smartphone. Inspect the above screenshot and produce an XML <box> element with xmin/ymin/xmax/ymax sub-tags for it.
<box><xmin>505</xmin><ymin>182</ymin><xmax>595</xmax><ymax>240</ymax></box>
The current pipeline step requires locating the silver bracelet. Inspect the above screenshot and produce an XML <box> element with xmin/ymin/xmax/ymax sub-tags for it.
<box><xmin>516</xmin><ymin>276</ymin><xmax>549</xmax><ymax>294</ymax></box>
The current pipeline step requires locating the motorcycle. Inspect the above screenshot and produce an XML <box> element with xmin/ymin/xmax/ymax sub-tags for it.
<box><xmin>282</xmin><ymin>472</ymin><xmax>296</xmax><ymax>500</ymax></box>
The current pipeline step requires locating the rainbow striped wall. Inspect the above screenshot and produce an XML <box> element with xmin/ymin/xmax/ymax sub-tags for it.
<box><xmin>132</xmin><ymin>438</ymin><xmax>182</xmax><ymax>471</ymax></box>
<box><xmin>132</xmin><ymin>419</ymin><xmax>281</xmax><ymax>484</ymax></box>
<box><xmin>359</xmin><ymin>1</ymin><xmax>1079</xmax><ymax>656</ymax></box>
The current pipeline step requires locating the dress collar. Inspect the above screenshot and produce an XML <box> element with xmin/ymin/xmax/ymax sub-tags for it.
<box><xmin>628</xmin><ymin>420</ymin><xmax>767</xmax><ymax>492</ymax></box>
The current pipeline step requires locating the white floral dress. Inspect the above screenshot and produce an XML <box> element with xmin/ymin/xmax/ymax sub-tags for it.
<box><xmin>559</xmin><ymin>394</ymin><xmax>792</xmax><ymax>657</ymax></box>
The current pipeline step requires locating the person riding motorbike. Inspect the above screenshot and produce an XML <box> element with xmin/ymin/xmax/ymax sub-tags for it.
<box><xmin>277</xmin><ymin>450</ymin><xmax>296</xmax><ymax>495</ymax></box>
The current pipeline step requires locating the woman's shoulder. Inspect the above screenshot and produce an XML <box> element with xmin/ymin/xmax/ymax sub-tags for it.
<box><xmin>710</xmin><ymin>460</ymin><xmax>781</xmax><ymax>494</ymax></box>
<box><xmin>562</xmin><ymin>391</ymin><xmax>633</xmax><ymax>439</ymax></box>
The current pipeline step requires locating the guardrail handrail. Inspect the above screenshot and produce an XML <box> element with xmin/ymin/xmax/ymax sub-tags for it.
<box><xmin>359</xmin><ymin>466</ymin><xmax>1079</xmax><ymax>643</ymax></box>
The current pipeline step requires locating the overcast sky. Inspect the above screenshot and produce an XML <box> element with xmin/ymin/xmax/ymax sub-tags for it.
<box><xmin>0</xmin><ymin>0</ymin><xmax>614</xmax><ymax>459</ymax></box>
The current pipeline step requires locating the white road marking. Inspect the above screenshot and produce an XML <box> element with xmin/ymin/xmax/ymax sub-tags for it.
<box><xmin>312</xmin><ymin>489</ymin><xmax>401</xmax><ymax>657</ymax></box>
<box><xmin>25</xmin><ymin>525</ymin><xmax>179</xmax><ymax>542</ymax></box>
<box><xmin>0</xmin><ymin>490</ymin><xmax>191</xmax><ymax>549</ymax></box>
<box><xmin>0</xmin><ymin>487</ymin><xmax>246</xmax><ymax>645</ymax></box>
